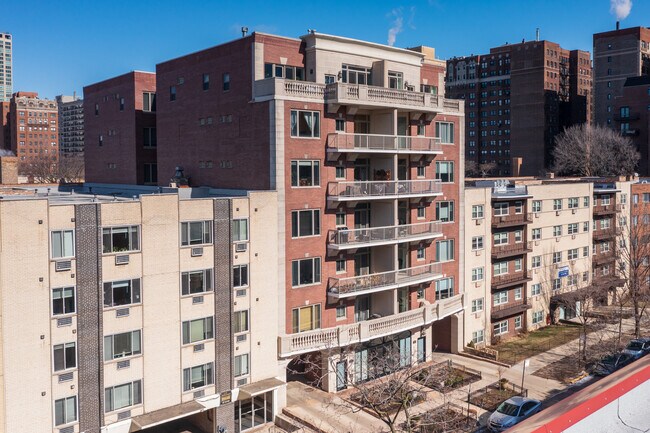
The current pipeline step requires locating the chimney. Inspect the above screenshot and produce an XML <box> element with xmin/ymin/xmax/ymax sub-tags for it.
<box><xmin>616</xmin><ymin>21</ymin><xmax>620</xmax><ymax>30</ymax></box>
<box><xmin>536</xmin><ymin>28</ymin><xmax>540</xmax><ymax>41</ymax></box>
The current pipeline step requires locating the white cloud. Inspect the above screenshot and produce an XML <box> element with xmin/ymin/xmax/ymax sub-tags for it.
<box><xmin>610</xmin><ymin>0</ymin><xmax>633</xmax><ymax>20</ymax></box>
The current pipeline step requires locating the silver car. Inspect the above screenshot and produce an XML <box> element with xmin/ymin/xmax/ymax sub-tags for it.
<box><xmin>488</xmin><ymin>396</ymin><xmax>541</xmax><ymax>432</ymax></box>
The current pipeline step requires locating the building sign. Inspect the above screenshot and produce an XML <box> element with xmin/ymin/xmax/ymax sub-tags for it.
<box><xmin>220</xmin><ymin>391</ymin><xmax>232</xmax><ymax>405</ymax></box>
<box><xmin>558</xmin><ymin>266</ymin><xmax>569</xmax><ymax>278</ymax></box>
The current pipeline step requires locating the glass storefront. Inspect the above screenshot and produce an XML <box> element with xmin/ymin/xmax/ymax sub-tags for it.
<box><xmin>234</xmin><ymin>391</ymin><xmax>273</xmax><ymax>432</ymax></box>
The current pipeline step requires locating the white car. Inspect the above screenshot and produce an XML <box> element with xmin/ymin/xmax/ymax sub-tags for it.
<box><xmin>488</xmin><ymin>396</ymin><xmax>541</xmax><ymax>432</ymax></box>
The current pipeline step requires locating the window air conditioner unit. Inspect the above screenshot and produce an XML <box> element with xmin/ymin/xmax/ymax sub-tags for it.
<box><xmin>58</xmin><ymin>372</ymin><xmax>74</xmax><ymax>383</ymax></box>
<box><xmin>55</xmin><ymin>260</ymin><xmax>72</xmax><ymax>272</ymax></box>
<box><xmin>235</xmin><ymin>243</ymin><xmax>247</xmax><ymax>252</ymax></box>
<box><xmin>115</xmin><ymin>255</ymin><xmax>129</xmax><ymax>265</ymax></box>
<box><xmin>192</xmin><ymin>296</ymin><xmax>204</xmax><ymax>304</ymax></box>
<box><xmin>193</xmin><ymin>343</ymin><xmax>205</xmax><ymax>352</ymax></box>
<box><xmin>117</xmin><ymin>360</ymin><xmax>130</xmax><ymax>370</ymax></box>
<box><xmin>191</xmin><ymin>247</ymin><xmax>204</xmax><ymax>257</ymax></box>
<box><xmin>57</xmin><ymin>317</ymin><xmax>73</xmax><ymax>327</ymax></box>
<box><xmin>236</xmin><ymin>334</ymin><xmax>247</xmax><ymax>343</ymax></box>
<box><xmin>115</xmin><ymin>308</ymin><xmax>129</xmax><ymax>318</ymax></box>
<box><xmin>475</xmin><ymin>219</ymin><xmax>482</xmax><ymax>225</ymax></box>
<box><xmin>193</xmin><ymin>390</ymin><xmax>205</xmax><ymax>399</ymax></box>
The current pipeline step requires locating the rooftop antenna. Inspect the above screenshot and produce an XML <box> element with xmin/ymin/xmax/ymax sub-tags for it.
<box><xmin>241</xmin><ymin>27</ymin><xmax>248</xmax><ymax>37</ymax></box>
<box><xmin>308</xmin><ymin>29</ymin><xmax>316</xmax><ymax>34</ymax></box>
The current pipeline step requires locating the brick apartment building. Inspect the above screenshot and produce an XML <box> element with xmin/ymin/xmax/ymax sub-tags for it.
<box><xmin>0</xmin><ymin>184</ymin><xmax>282</xmax><ymax>433</ymax></box>
<box><xmin>446</xmin><ymin>40</ymin><xmax>591</xmax><ymax>177</ymax></box>
<box><xmin>152</xmin><ymin>31</ymin><xmax>466</xmax><ymax>394</ymax></box>
<box><xmin>57</xmin><ymin>94</ymin><xmax>84</xmax><ymax>157</ymax></box>
<box><xmin>83</xmin><ymin>72</ymin><xmax>157</xmax><ymax>185</ymax></box>
<box><xmin>0</xmin><ymin>91</ymin><xmax>59</xmax><ymax>165</ymax></box>
<box><xmin>593</xmin><ymin>26</ymin><xmax>650</xmax><ymax>128</ymax></box>
<box><xmin>464</xmin><ymin>177</ymin><xmax>630</xmax><ymax>347</ymax></box>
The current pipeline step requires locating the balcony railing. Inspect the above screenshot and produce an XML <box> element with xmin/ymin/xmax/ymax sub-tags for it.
<box><xmin>253</xmin><ymin>78</ymin><xmax>463</xmax><ymax>113</ymax></box>
<box><xmin>491</xmin><ymin>272</ymin><xmax>532</xmax><ymax>290</ymax></box>
<box><xmin>593</xmin><ymin>204</ymin><xmax>621</xmax><ymax>216</ymax></box>
<box><xmin>328</xmin><ymin>221</ymin><xmax>443</xmax><ymax>250</ymax></box>
<box><xmin>327</xmin><ymin>180</ymin><xmax>442</xmax><ymax>201</ymax></box>
<box><xmin>328</xmin><ymin>263</ymin><xmax>443</xmax><ymax>298</ymax></box>
<box><xmin>277</xmin><ymin>293</ymin><xmax>464</xmax><ymax>357</ymax></box>
<box><xmin>326</xmin><ymin>132</ymin><xmax>442</xmax><ymax>154</ymax></box>
<box><xmin>593</xmin><ymin>253</ymin><xmax>615</xmax><ymax>266</ymax></box>
<box><xmin>593</xmin><ymin>229</ymin><xmax>616</xmax><ymax>241</ymax></box>
<box><xmin>491</xmin><ymin>242</ymin><xmax>532</xmax><ymax>259</ymax></box>
<box><xmin>491</xmin><ymin>299</ymin><xmax>532</xmax><ymax>320</ymax></box>
<box><xmin>491</xmin><ymin>213</ymin><xmax>533</xmax><ymax>228</ymax></box>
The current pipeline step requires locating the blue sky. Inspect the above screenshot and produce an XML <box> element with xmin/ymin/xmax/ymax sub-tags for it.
<box><xmin>2</xmin><ymin>0</ymin><xmax>648</xmax><ymax>99</ymax></box>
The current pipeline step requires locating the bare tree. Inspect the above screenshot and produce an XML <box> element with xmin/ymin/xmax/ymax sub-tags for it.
<box><xmin>552</xmin><ymin>124</ymin><xmax>639</xmax><ymax>176</ymax></box>
<box><xmin>465</xmin><ymin>160</ymin><xmax>478</xmax><ymax>178</ymax></box>
<box><xmin>554</xmin><ymin>124</ymin><xmax>639</xmax><ymax>176</ymax></box>
<box><xmin>617</xmin><ymin>208</ymin><xmax>650</xmax><ymax>338</ymax></box>
<box><xmin>19</xmin><ymin>155</ymin><xmax>84</xmax><ymax>184</ymax></box>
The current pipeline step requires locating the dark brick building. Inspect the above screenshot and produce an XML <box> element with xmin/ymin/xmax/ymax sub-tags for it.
<box><xmin>446</xmin><ymin>39</ymin><xmax>591</xmax><ymax>176</ymax></box>
<box><xmin>83</xmin><ymin>71</ymin><xmax>157</xmax><ymax>184</ymax></box>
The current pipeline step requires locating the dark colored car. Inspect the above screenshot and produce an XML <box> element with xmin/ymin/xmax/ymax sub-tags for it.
<box><xmin>622</xmin><ymin>338</ymin><xmax>650</xmax><ymax>359</ymax></box>
<box><xmin>590</xmin><ymin>353</ymin><xmax>634</xmax><ymax>376</ymax></box>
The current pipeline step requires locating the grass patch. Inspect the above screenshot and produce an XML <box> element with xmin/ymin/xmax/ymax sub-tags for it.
<box><xmin>493</xmin><ymin>324</ymin><xmax>582</xmax><ymax>365</ymax></box>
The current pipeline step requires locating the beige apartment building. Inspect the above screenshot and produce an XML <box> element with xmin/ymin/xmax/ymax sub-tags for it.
<box><xmin>0</xmin><ymin>184</ymin><xmax>283</xmax><ymax>433</ymax></box>
<box><xmin>464</xmin><ymin>178</ymin><xmax>631</xmax><ymax>347</ymax></box>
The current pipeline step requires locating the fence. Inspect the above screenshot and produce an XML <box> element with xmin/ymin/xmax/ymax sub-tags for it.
<box><xmin>467</xmin><ymin>380</ymin><xmax>528</xmax><ymax>412</ymax></box>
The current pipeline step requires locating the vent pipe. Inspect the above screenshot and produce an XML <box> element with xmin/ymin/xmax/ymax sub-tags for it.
<box><xmin>536</xmin><ymin>28</ymin><xmax>540</xmax><ymax>41</ymax></box>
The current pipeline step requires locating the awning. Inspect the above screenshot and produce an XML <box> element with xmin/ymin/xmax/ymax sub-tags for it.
<box><xmin>238</xmin><ymin>377</ymin><xmax>286</xmax><ymax>399</ymax></box>
<box><xmin>129</xmin><ymin>401</ymin><xmax>203</xmax><ymax>431</ymax></box>
<box><xmin>102</xmin><ymin>420</ymin><xmax>132</xmax><ymax>433</ymax></box>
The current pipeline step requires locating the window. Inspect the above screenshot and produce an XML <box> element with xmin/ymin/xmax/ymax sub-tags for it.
<box><xmin>104</xmin><ymin>279</ymin><xmax>141</xmax><ymax>307</ymax></box>
<box><xmin>435</xmin><ymin>161</ymin><xmax>454</xmax><ymax>182</ymax></box>
<box><xmin>180</xmin><ymin>221</ymin><xmax>212</xmax><ymax>246</ymax></box>
<box><xmin>202</xmin><ymin>74</ymin><xmax>210</xmax><ymax>91</ymax></box>
<box><xmin>531</xmin><ymin>283</ymin><xmax>541</xmax><ymax>296</ymax></box>
<box><xmin>170</xmin><ymin>86</ymin><xmax>176</xmax><ymax>101</ymax></box>
<box><xmin>292</xmin><ymin>304</ymin><xmax>321</xmax><ymax>333</ymax></box>
<box><xmin>471</xmin><ymin>298</ymin><xmax>484</xmax><ymax>312</ymax></box>
<box><xmin>335</xmin><ymin>166</ymin><xmax>345</xmax><ymax>179</ymax></box>
<box><xmin>143</xmin><ymin>127</ymin><xmax>157</xmax><ymax>147</ymax></box>
<box><xmin>335</xmin><ymin>119</ymin><xmax>345</xmax><ymax>131</ymax></box>
<box><xmin>436</xmin><ymin>239</ymin><xmax>454</xmax><ymax>261</ymax></box>
<box><xmin>234</xmin><ymin>354</ymin><xmax>249</xmax><ymax>377</ymax></box>
<box><xmin>602</xmin><ymin>195</ymin><xmax>611</xmax><ymax>205</ymax></box>
<box><xmin>51</xmin><ymin>230</ymin><xmax>74</xmax><ymax>259</ymax></box>
<box><xmin>52</xmin><ymin>287</ymin><xmax>75</xmax><ymax>315</ymax></box>
<box><xmin>291</xmin><ymin>257</ymin><xmax>321</xmax><ymax>286</ymax></box>
<box><xmin>493</xmin><ymin>261</ymin><xmax>508</xmax><ymax>276</ymax></box>
<box><xmin>531</xmin><ymin>256</ymin><xmax>541</xmax><ymax>268</ymax></box>
<box><xmin>601</xmin><ymin>218</ymin><xmax>611</xmax><ymax>229</ymax></box>
<box><xmin>54</xmin><ymin>396</ymin><xmax>77</xmax><ymax>426</ymax></box>
<box><xmin>583</xmin><ymin>221</ymin><xmax>590</xmax><ymax>232</ymax></box>
<box><xmin>181</xmin><ymin>269</ymin><xmax>213</xmax><ymax>296</ymax></box>
<box><xmin>552</xmin><ymin>252</ymin><xmax>562</xmax><ymax>264</ymax></box>
<box><xmin>336</xmin><ymin>304</ymin><xmax>347</xmax><ymax>318</ymax></box>
<box><xmin>417</xmin><ymin>247</ymin><xmax>425</xmax><ymax>260</ymax></box>
<box><xmin>568</xmin><ymin>274</ymin><xmax>578</xmax><ymax>286</ymax></box>
<box><xmin>435</xmin><ymin>122</ymin><xmax>454</xmax><ymax>143</ymax></box>
<box><xmin>105</xmin><ymin>380</ymin><xmax>142</xmax><ymax>413</ymax></box>
<box><xmin>119</xmin><ymin>97</ymin><xmax>125</xmax><ymax>111</ymax></box>
<box><xmin>435</xmin><ymin>277</ymin><xmax>454</xmax><ymax>299</ymax></box>
<box><xmin>290</xmin><ymin>203</ymin><xmax>323</xmax><ymax>235</ymax></box>
<box><xmin>417</xmin><ymin>206</ymin><xmax>425</xmax><ymax>219</ymax></box>
<box><xmin>234</xmin><ymin>310</ymin><xmax>249</xmax><ymax>334</ymax></box>
<box><xmin>435</xmin><ymin>201</ymin><xmax>454</xmax><ymax>222</ymax></box>
<box><xmin>95</xmin><ymin>103</ymin><xmax>99</xmax><ymax>116</ymax></box>
<box><xmin>222</xmin><ymin>73</ymin><xmax>230</xmax><ymax>91</ymax></box>
<box><xmin>264</xmin><ymin>63</ymin><xmax>305</xmax><ymax>81</ymax></box>
<box><xmin>568</xmin><ymin>197</ymin><xmax>579</xmax><ymax>209</ymax></box>
<box><xmin>472</xmin><ymin>329</ymin><xmax>485</xmax><ymax>344</ymax></box>
<box><xmin>99</xmin><ymin>134</ymin><xmax>103</xmax><ymax>146</ymax></box>
<box><xmin>144</xmin><ymin>163</ymin><xmax>158</xmax><ymax>184</ymax></box>
<box><xmin>494</xmin><ymin>202</ymin><xmax>509</xmax><ymax>216</ymax></box>
<box><xmin>53</xmin><ymin>342</ymin><xmax>76</xmax><ymax>371</ymax></box>
<box><xmin>233</xmin><ymin>264</ymin><xmax>248</xmax><ymax>288</ymax></box>
<box><xmin>568</xmin><ymin>248</ymin><xmax>578</xmax><ymax>260</ymax></box>
<box><xmin>104</xmin><ymin>330</ymin><xmax>142</xmax><ymax>360</ymax></box>
<box><xmin>325</xmin><ymin>74</ymin><xmax>336</xmax><ymax>84</ymax></box>
<box><xmin>553</xmin><ymin>225</ymin><xmax>562</xmax><ymax>237</ymax></box>
<box><xmin>139</xmin><ymin>92</ymin><xmax>156</xmax><ymax>112</ymax></box>
<box><xmin>471</xmin><ymin>236</ymin><xmax>484</xmax><ymax>251</ymax></box>
<box><xmin>102</xmin><ymin>226</ymin><xmax>139</xmax><ymax>254</ymax></box>
<box><xmin>584</xmin><ymin>196</ymin><xmax>589</xmax><ymax>207</ymax></box>
<box><xmin>472</xmin><ymin>205</ymin><xmax>484</xmax><ymax>219</ymax></box>
<box><xmin>601</xmin><ymin>242</ymin><xmax>610</xmax><ymax>253</ymax></box>
<box><xmin>514</xmin><ymin>201</ymin><xmax>523</xmax><ymax>214</ymax></box>
<box><xmin>514</xmin><ymin>316</ymin><xmax>522</xmax><ymax>329</ymax></box>
<box><xmin>290</xmin><ymin>110</ymin><xmax>320</xmax><ymax>138</ymax></box>
<box><xmin>417</xmin><ymin>165</ymin><xmax>425</xmax><ymax>177</ymax></box>
<box><xmin>533</xmin><ymin>311</ymin><xmax>544</xmax><ymax>325</ymax></box>
<box><xmin>471</xmin><ymin>267</ymin><xmax>484</xmax><ymax>282</ymax></box>
<box><xmin>335</xmin><ymin>212</ymin><xmax>346</xmax><ymax>227</ymax></box>
<box><xmin>232</xmin><ymin>219</ymin><xmax>249</xmax><ymax>242</ymax></box>
<box><xmin>183</xmin><ymin>363</ymin><xmax>213</xmax><ymax>391</ymax></box>
<box><xmin>513</xmin><ymin>258</ymin><xmax>522</xmax><ymax>272</ymax></box>
<box><xmin>182</xmin><ymin>317</ymin><xmax>214</xmax><ymax>344</ymax></box>
<box><xmin>493</xmin><ymin>320</ymin><xmax>508</xmax><ymax>336</ymax></box>
<box><xmin>553</xmin><ymin>199</ymin><xmax>562</xmax><ymax>211</ymax></box>
<box><xmin>341</xmin><ymin>64</ymin><xmax>371</xmax><ymax>85</ymax></box>
<box><xmin>388</xmin><ymin>71</ymin><xmax>404</xmax><ymax>89</ymax></box>
<box><xmin>567</xmin><ymin>223</ymin><xmax>578</xmax><ymax>235</ymax></box>
<box><xmin>290</xmin><ymin>160</ymin><xmax>322</xmax><ymax>188</ymax></box>
<box><xmin>552</xmin><ymin>278</ymin><xmax>561</xmax><ymax>290</ymax></box>
<box><xmin>532</xmin><ymin>228</ymin><xmax>541</xmax><ymax>240</ymax></box>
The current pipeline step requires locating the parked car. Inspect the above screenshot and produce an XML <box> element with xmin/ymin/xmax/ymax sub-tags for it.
<box><xmin>589</xmin><ymin>353</ymin><xmax>635</xmax><ymax>376</ymax></box>
<box><xmin>622</xmin><ymin>338</ymin><xmax>650</xmax><ymax>360</ymax></box>
<box><xmin>487</xmin><ymin>396</ymin><xmax>541</xmax><ymax>432</ymax></box>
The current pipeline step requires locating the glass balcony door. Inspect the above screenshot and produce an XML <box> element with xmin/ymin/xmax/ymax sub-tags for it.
<box><xmin>355</xmin><ymin>295</ymin><xmax>371</xmax><ymax>322</ymax></box>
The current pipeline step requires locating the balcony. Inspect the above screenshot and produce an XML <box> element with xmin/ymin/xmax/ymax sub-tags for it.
<box><xmin>491</xmin><ymin>242</ymin><xmax>533</xmax><ymax>260</ymax></box>
<box><xmin>328</xmin><ymin>221</ymin><xmax>443</xmax><ymax>251</ymax></box>
<box><xmin>327</xmin><ymin>180</ymin><xmax>442</xmax><ymax>203</ymax></box>
<box><xmin>277</xmin><ymin>293</ymin><xmax>464</xmax><ymax>357</ymax></box>
<box><xmin>491</xmin><ymin>272</ymin><xmax>532</xmax><ymax>290</ymax></box>
<box><xmin>593</xmin><ymin>229</ymin><xmax>616</xmax><ymax>241</ymax></box>
<box><xmin>326</xmin><ymin>133</ymin><xmax>442</xmax><ymax>157</ymax></box>
<box><xmin>593</xmin><ymin>253</ymin><xmax>615</xmax><ymax>266</ymax></box>
<box><xmin>593</xmin><ymin>204</ymin><xmax>621</xmax><ymax>216</ymax></box>
<box><xmin>491</xmin><ymin>299</ymin><xmax>532</xmax><ymax>320</ymax></box>
<box><xmin>328</xmin><ymin>263</ymin><xmax>443</xmax><ymax>299</ymax></box>
<box><xmin>491</xmin><ymin>213</ymin><xmax>533</xmax><ymax>228</ymax></box>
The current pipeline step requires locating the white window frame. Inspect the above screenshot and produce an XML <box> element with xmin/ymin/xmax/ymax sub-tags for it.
<box><xmin>291</xmin><ymin>257</ymin><xmax>321</xmax><ymax>287</ymax></box>
<box><xmin>51</xmin><ymin>230</ymin><xmax>75</xmax><ymax>259</ymax></box>
<box><xmin>180</xmin><ymin>221</ymin><xmax>212</xmax><ymax>246</ymax></box>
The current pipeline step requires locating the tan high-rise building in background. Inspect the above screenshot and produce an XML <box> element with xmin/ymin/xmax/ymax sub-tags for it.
<box><xmin>0</xmin><ymin>33</ymin><xmax>11</xmax><ymax>103</ymax></box>
<box><xmin>57</xmin><ymin>94</ymin><xmax>84</xmax><ymax>157</ymax></box>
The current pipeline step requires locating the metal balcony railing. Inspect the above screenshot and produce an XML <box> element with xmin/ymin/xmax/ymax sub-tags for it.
<box><xmin>491</xmin><ymin>299</ymin><xmax>531</xmax><ymax>320</ymax></box>
<box><xmin>327</xmin><ymin>180</ymin><xmax>442</xmax><ymax>201</ymax></box>
<box><xmin>491</xmin><ymin>271</ymin><xmax>532</xmax><ymax>290</ymax></box>
<box><xmin>326</xmin><ymin>132</ymin><xmax>442</xmax><ymax>154</ymax></box>
<box><xmin>328</xmin><ymin>221</ymin><xmax>443</xmax><ymax>250</ymax></box>
<box><xmin>491</xmin><ymin>213</ymin><xmax>533</xmax><ymax>227</ymax></box>
<box><xmin>491</xmin><ymin>242</ymin><xmax>533</xmax><ymax>259</ymax></box>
